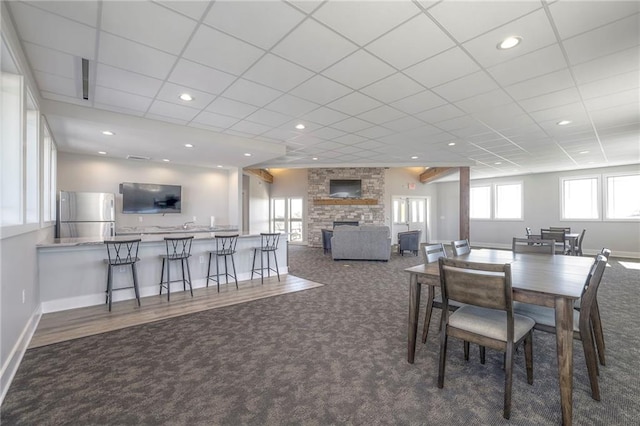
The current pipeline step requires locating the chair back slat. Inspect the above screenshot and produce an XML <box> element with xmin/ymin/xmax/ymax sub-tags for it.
<box><xmin>451</xmin><ymin>239</ymin><xmax>471</xmax><ymax>256</ymax></box>
<box><xmin>424</xmin><ymin>243</ymin><xmax>447</xmax><ymax>263</ymax></box>
<box><xmin>261</xmin><ymin>233</ymin><xmax>280</xmax><ymax>251</ymax></box>
<box><xmin>512</xmin><ymin>237</ymin><xmax>555</xmax><ymax>254</ymax></box>
<box><xmin>579</xmin><ymin>255</ymin><xmax>607</xmax><ymax>323</ymax></box>
<box><xmin>439</xmin><ymin>258</ymin><xmax>512</xmax><ymax>312</ymax></box>
<box><xmin>164</xmin><ymin>236</ymin><xmax>193</xmax><ymax>259</ymax></box>
<box><xmin>550</xmin><ymin>226</ymin><xmax>571</xmax><ymax>233</ymax></box>
<box><xmin>105</xmin><ymin>239</ymin><xmax>140</xmax><ymax>265</ymax></box>
<box><xmin>215</xmin><ymin>234</ymin><xmax>238</xmax><ymax>254</ymax></box>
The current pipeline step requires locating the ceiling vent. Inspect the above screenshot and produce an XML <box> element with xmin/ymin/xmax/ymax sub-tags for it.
<box><xmin>81</xmin><ymin>58</ymin><xmax>89</xmax><ymax>100</ymax></box>
<box><xmin>126</xmin><ymin>155</ymin><xmax>150</xmax><ymax>161</ymax></box>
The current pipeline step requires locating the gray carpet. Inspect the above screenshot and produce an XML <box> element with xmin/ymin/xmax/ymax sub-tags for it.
<box><xmin>2</xmin><ymin>246</ymin><xmax>639</xmax><ymax>425</ymax></box>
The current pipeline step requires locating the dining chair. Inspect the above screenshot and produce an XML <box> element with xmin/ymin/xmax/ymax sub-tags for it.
<box><xmin>159</xmin><ymin>236</ymin><xmax>194</xmax><ymax>301</ymax></box>
<box><xmin>451</xmin><ymin>239</ymin><xmax>471</xmax><ymax>256</ymax></box>
<box><xmin>573</xmin><ymin>229</ymin><xmax>587</xmax><ymax>256</ymax></box>
<box><xmin>588</xmin><ymin>248</ymin><xmax>611</xmax><ymax>367</ymax></box>
<box><xmin>513</xmin><ymin>255</ymin><xmax>608</xmax><ymax>401</ymax></box>
<box><xmin>540</xmin><ymin>229</ymin><xmax>566</xmax><ymax>254</ymax></box>
<box><xmin>104</xmin><ymin>239</ymin><xmax>141</xmax><ymax>312</ymax></box>
<box><xmin>512</xmin><ymin>237</ymin><xmax>555</xmax><ymax>254</ymax></box>
<box><xmin>437</xmin><ymin>257</ymin><xmax>534</xmax><ymax>419</ymax></box>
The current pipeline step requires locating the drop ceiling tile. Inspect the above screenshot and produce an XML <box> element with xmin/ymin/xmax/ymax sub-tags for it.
<box><xmin>487</xmin><ymin>44</ymin><xmax>567</xmax><ymax>86</ymax></box>
<box><xmin>34</xmin><ymin>70</ymin><xmax>77</xmax><ymax>97</ymax></box>
<box><xmin>168</xmin><ymin>59</ymin><xmax>236</xmax><ymax>95</ymax></box>
<box><xmin>584</xmin><ymin>89</ymin><xmax>639</xmax><ymax>112</ymax></box>
<box><xmin>361</xmin><ymin>72</ymin><xmax>425</xmax><ymax>103</ymax></box>
<box><xmin>94</xmin><ymin>85</ymin><xmax>153</xmax><ymax>112</ymax></box>
<box><xmin>327</xmin><ymin>92</ymin><xmax>382</xmax><ymax>116</ymax></box>
<box><xmin>390</xmin><ymin>90</ymin><xmax>448</xmax><ymax>114</ymax></box>
<box><xmin>147</xmin><ymin>99</ymin><xmax>200</xmax><ymax>121</ymax></box>
<box><xmin>205</xmin><ymin>97</ymin><xmax>257</xmax><ymax>119</ymax></box>
<box><xmin>155</xmin><ymin>1</ymin><xmax>210</xmax><ymax>20</ymax></box>
<box><xmin>579</xmin><ymin>70</ymin><xmax>640</xmax><ymax>100</ymax></box>
<box><xmin>21</xmin><ymin>0</ymin><xmax>99</xmax><ymax>25</ymax></box>
<box><xmin>96</xmin><ymin>63</ymin><xmax>163</xmax><ymax>98</ymax></box>
<box><xmin>550</xmin><ymin>1</ymin><xmax>639</xmax><ymax>40</ymax></box>
<box><xmin>204</xmin><ymin>1</ymin><xmax>304</xmax><ymax>50</ymax></box>
<box><xmin>433</xmin><ymin>71</ymin><xmax>499</xmax><ymax>102</ymax></box>
<box><xmin>331</xmin><ymin>117</ymin><xmax>374</xmax><ymax>133</ymax></box>
<box><xmin>404</xmin><ymin>47</ymin><xmax>480</xmax><ymax>88</ymax></box>
<box><xmin>383</xmin><ymin>116</ymin><xmax>428</xmax><ymax>132</ymax></box>
<box><xmin>98</xmin><ymin>32</ymin><xmax>176</xmax><ymax>80</ymax></box>
<box><xmin>528</xmin><ymin>102</ymin><xmax>589</xmax><ymax>123</ymax></box>
<box><xmin>245</xmin><ymin>109</ymin><xmax>292</xmax><ymax>127</ymax></box>
<box><xmin>505</xmin><ymin>68</ymin><xmax>574</xmax><ymax>100</ymax></box>
<box><xmin>355</xmin><ymin>125</ymin><xmax>396</xmax><ymax>139</ymax></box>
<box><xmin>437</xmin><ymin>115</ymin><xmax>484</xmax><ymax>132</ymax></box>
<box><xmin>313</xmin><ymin>0</ymin><xmax>420</xmax><ymax>46</ymax></box>
<box><xmin>23</xmin><ymin>42</ymin><xmax>76</xmax><ymax>78</ymax></box>
<box><xmin>563</xmin><ymin>14</ymin><xmax>640</xmax><ymax>66</ymax></box>
<box><xmin>244</xmin><ymin>54</ymin><xmax>314</xmax><ymax>92</ymax></box>
<box><xmin>9</xmin><ymin>2</ymin><xmax>96</xmax><ymax>59</ymax></box>
<box><xmin>183</xmin><ymin>25</ymin><xmax>264</xmax><ymax>75</ymax></box>
<box><xmin>266</xmin><ymin>94</ymin><xmax>320</xmax><ymax>116</ymax></box>
<box><xmin>155</xmin><ymin>82</ymin><xmax>216</xmax><ymax>109</ymax></box>
<box><xmin>572</xmin><ymin>46</ymin><xmax>640</xmax><ymax>85</ymax></box>
<box><xmin>188</xmin><ymin>121</ymin><xmax>224</xmax><ymax>133</ymax></box>
<box><xmin>289</xmin><ymin>75</ymin><xmax>353</xmax><ymax>104</ymax></box>
<box><xmin>223</xmin><ymin>128</ymin><xmax>256</xmax><ymax>139</ymax></box>
<box><xmin>462</xmin><ymin>9</ymin><xmax>557</xmax><ymax>68</ymax></box>
<box><xmin>590</xmin><ymin>103</ymin><xmax>640</xmax><ymax>127</ymax></box>
<box><xmin>300</xmin><ymin>107</ymin><xmax>349</xmax><ymax>126</ymax></box>
<box><xmin>261</xmin><ymin>127</ymin><xmax>303</xmax><ymax>142</ymax></box>
<box><xmin>366</xmin><ymin>14</ymin><xmax>455</xmax><ymax>69</ymax></box>
<box><xmin>357</xmin><ymin>105</ymin><xmax>405</xmax><ymax>125</ymax></box>
<box><xmin>322</xmin><ymin>50</ymin><xmax>396</xmax><ymax>90</ymax></box>
<box><xmin>229</xmin><ymin>120</ymin><xmax>271</xmax><ymax>136</ymax></box>
<box><xmin>144</xmin><ymin>113</ymin><xmax>188</xmax><ymax>126</ymax></box>
<box><xmin>415</xmin><ymin>103</ymin><xmax>466</xmax><ymax>124</ymax></box>
<box><xmin>272</xmin><ymin>19</ymin><xmax>358</xmax><ymax>72</ymax></box>
<box><xmin>455</xmin><ymin>89</ymin><xmax>514</xmax><ymax>113</ymax></box>
<box><xmin>353</xmin><ymin>139</ymin><xmax>387</xmax><ymax>150</ymax></box>
<box><xmin>333</xmin><ymin>134</ymin><xmax>368</xmax><ymax>145</ymax></box>
<box><xmin>308</xmin><ymin>127</ymin><xmax>347</xmax><ymax>140</ymax></box>
<box><xmin>93</xmin><ymin>102</ymin><xmax>145</xmax><ymax>117</ymax></box>
<box><xmin>428</xmin><ymin>0</ymin><xmax>541</xmax><ymax>43</ymax></box>
<box><xmin>101</xmin><ymin>1</ymin><xmax>196</xmax><ymax>55</ymax></box>
<box><xmin>223</xmin><ymin>79</ymin><xmax>283</xmax><ymax>107</ymax></box>
<box><xmin>519</xmin><ymin>87</ymin><xmax>582</xmax><ymax>112</ymax></box>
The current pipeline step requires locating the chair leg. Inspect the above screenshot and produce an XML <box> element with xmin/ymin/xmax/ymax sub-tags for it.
<box><xmin>479</xmin><ymin>346</ymin><xmax>486</xmax><ymax>365</ymax></box>
<box><xmin>132</xmin><ymin>263</ymin><xmax>141</xmax><ymax>307</ymax></box>
<box><xmin>216</xmin><ymin>254</ymin><xmax>220</xmax><ymax>293</ymax></box>
<box><xmin>107</xmin><ymin>265</ymin><xmax>113</xmax><ymax>311</ymax></box>
<box><xmin>159</xmin><ymin>258</ymin><xmax>165</xmax><ymax>295</ymax></box>
<box><xmin>582</xmin><ymin>325</ymin><xmax>601</xmax><ymax>401</ymax></box>
<box><xmin>185</xmin><ymin>258</ymin><xmax>193</xmax><ymax>297</ymax></box>
<box><xmin>180</xmin><ymin>259</ymin><xmax>186</xmax><ymax>291</ymax></box>
<box><xmin>206</xmin><ymin>253</ymin><xmax>213</xmax><ymax>288</ymax></box>
<box><xmin>525</xmin><ymin>331</ymin><xmax>533</xmax><ymax>385</ymax></box>
<box><xmin>464</xmin><ymin>341</ymin><xmax>470</xmax><ymax>361</ymax></box>
<box><xmin>224</xmin><ymin>255</ymin><xmax>229</xmax><ymax>284</ymax></box>
<box><xmin>260</xmin><ymin>250</ymin><xmax>264</xmax><ymax>284</ymax></box>
<box><xmin>421</xmin><ymin>286</ymin><xmax>435</xmax><ymax>344</ymax></box>
<box><xmin>166</xmin><ymin>260</ymin><xmax>171</xmax><ymax>301</ymax></box>
<box><xmin>231</xmin><ymin>254</ymin><xmax>238</xmax><ymax>290</ymax></box>
<box><xmin>591</xmin><ymin>300</ymin><xmax>606</xmax><ymax>366</ymax></box>
<box><xmin>437</xmin><ymin>330</ymin><xmax>448</xmax><ymax>388</ymax></box>
<box><xmin>504</xmin><ymin>342</ymin><xmax>514</xmax><ymax>419</ymax></box>
<box><xmin>272</xmin><ymin>250</ymin><xmax>280</xmax><ymax>282</ymax></box>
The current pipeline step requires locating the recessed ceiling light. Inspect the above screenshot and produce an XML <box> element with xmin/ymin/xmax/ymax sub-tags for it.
<box><xmin>312</xmin><ymin>157</ymin><xmax>318</xmax><ymax>160</ymax></box>
<box><xmin>244</xmin><ymin>153</ymin><xmax>251</xmax><ymax>157</ymax></box>
<box><xmin>411</xmin><ymin>156</ymin><xmax>419</xmax><ymax>160</ymax></box>
<box><xmin>162</xmin><ymin>159</ymin><xmax>170</xmax><ymax>162</ymax></box>
<box><xmin>448</xmin><ymin>142</ymin><xmax>456</xmax><ymax>146</ymax></box>
<box><xmin>295</xmin><ymin>123</ymin><xmax>305</xmax><ymax>130</ymax></box>
<box><xmin>179</xmin><ymin>93</ymin><xmax>193</xmax><ymax>101</ymax></box>
<box><xmin>497</xmin><ymin>36</ymin><xmax>522</xmax><ymax>50</ymax></box>
<box><xmin>495</xmin><ymin>162</ymin><xmax>502</xmax><ymax>165</ymax></box>
<box><xmin>98</xmin><ymin>151</ymin><xmax>107</xmax><ymax>155</ymax></box>
<box><xmin>102</xmin><ymin>130</ymin><xmax>115</xmax><ymax>136</ymax></box>
<box><xmin>184</xmin><ymin>143</ymin><xmax>193</xmax><ymax>148</ymax></box>
<box><xmin>217</xmin><ymin>165</ymin><xmax>223</xmax><ymax>168</ymax></box>
<box><xmin>557</xmin><ymin>120</ymin><xmax>572</xmax><ymax>126</ymax></box>
<box><xmin>579</xmin><ymin>151</ymin><xmax>590</xmax><ymax>154</ymax></box>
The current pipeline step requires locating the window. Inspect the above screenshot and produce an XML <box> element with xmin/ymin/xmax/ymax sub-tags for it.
<box><xmin>470</xmin><ymin>186</ymin><xmax>491</xmax><ymax>219</ymax></box>
<box><xmin>606</xmin><ymin>174</ymin><xmax>640</xmax><ymax>220</ymax></box>
<box><xmin>561</xmin><ymin>176</ymin><xmax>599</xmax><ymax>220</ymax></box>
<box><xmin>495</xmin><ymin>183</ymin><xmax>522</xmax><ymax>219</ymax></box>
<box><xmin>270</xmin><ymin>197</ymin><xmax>304</xmax><ymax>242</ymax></box>
<box><xmin>1</xmin><ymin>72</ymin><xmax>23</xmax><ymax>226</ymax></box>
<box><xmin>25</xmin><ymin>94</ymin><xmax>39</xmax><ymax>224</ymax></box>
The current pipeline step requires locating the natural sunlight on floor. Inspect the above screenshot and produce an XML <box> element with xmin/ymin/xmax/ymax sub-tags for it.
<box><xmin>618</xmin><ymin>261</ymin><xmax>640</xmax><ymax>270</ymax></box>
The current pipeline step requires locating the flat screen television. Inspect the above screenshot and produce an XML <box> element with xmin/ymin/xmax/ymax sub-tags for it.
<box><xmin>329</xmin><ymin>179</ymin><xmax>362</xmax><ymax>199</ymax></box>
<box><xmin>120</xmin><ymin>182</ymin><xmax>182</xmax><ymax>214</ymax></box>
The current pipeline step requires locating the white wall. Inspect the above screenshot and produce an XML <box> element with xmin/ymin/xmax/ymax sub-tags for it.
<box><xmin>270</xmin><ymin>168</ymin><xmax>308</xmax><ymax>197</ymax></box>
<box><xmin>247</xmin><ymin>174</ymin><xmax>270</xmax><ymax>234</ymax></box>
<box><xmin>435</xmin><ymin>164</ymin><xmax>640</xmax><ymax>257</ymax></box>
<box><xmin>57</xmin><ymin>152</ymin><xmax>231</xmax><ymax>229</ymax></box>
<box><xmin>384</xmin><ymin>167</ymin><xmax>439</xmax><ymax>231</ymax></box>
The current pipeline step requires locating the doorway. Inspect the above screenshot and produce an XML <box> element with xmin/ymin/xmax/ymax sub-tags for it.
<box><xmin>391</xmin><ymin>196</ymin><xmax>430</xmax><ymax>245</ymax></box>
<box><xmin>271</xmin><ymin>197</ymin><xmax>305</xmax><ymax>243</ymax></box>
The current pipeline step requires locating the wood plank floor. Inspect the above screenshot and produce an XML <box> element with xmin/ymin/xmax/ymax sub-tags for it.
<box><xmin>29</xmin><ymin>274</ymin><xmax>323</xmax><ymax>349</ymax></box>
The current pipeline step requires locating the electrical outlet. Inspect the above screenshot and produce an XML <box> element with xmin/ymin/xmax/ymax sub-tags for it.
<box><xmin>22</xmin><ymin>289</ymin><xmax>25</xmax><ymax>304</ymax></box>
<box><xmin>199</xmin><ymin>255</ymin><xmax>205</xmax><ymax>264</ymax></box>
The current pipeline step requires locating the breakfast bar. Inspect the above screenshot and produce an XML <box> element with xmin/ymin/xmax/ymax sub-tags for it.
<box><xmin>37</xmin><ymin>231</ymin><xmax>288</xmax><ymax>313</ymax></box>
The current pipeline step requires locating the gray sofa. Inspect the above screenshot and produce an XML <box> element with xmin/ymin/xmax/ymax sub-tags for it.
<box><xmin>331</xmin><ymin>225</ymin><xmax>391</xmax><ymax>261</ymax></box>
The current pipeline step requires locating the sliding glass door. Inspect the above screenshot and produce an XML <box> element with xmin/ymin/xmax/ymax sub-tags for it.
<box><xmin>271</xmin><ymin>197</ymin><xmax>304</xmax><ymax>242</ymax></box>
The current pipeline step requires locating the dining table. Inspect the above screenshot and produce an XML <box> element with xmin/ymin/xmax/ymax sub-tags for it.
<box><xmin>405</xmin><ymin>249</ymin><xmax>595</xmax><ymax>426</ymax></box>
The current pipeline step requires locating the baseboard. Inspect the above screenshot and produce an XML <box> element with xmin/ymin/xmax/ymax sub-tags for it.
<box><xmin>0</xmin><ymin>305</ymin><xmax>42</xmax><ymax>406</ymax></box>
<box><xmin>41</xmin><ymin>267</ymin><xmax>289</xmax><ymax>314</ymax></box>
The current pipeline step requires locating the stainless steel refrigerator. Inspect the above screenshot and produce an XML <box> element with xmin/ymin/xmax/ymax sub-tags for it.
<box><xmin>57</xmin><ymin>191</ymin><xmax>115</xmax><ymax>238</ymax></box>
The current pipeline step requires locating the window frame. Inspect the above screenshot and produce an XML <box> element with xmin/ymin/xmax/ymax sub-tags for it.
<box><xmin>559</xmin><ymin>175</ymin><xmax>602</xmax><ymax>222</ymax></box>
<box><xmin>494</xmin><ymin>181</ymin><xmax>523</xmax><ymax>221</ymax></box>
<box><xmin>603</xmin><ymin>171</ymin><xmax>640</xmax><ymax>222</ymax></box>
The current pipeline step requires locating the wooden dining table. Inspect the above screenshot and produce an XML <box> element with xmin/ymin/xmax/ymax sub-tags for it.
<box><xmin>405</xmin><ymin>249</ymin><xmax>595</xmax><ymax>426</ymax></box>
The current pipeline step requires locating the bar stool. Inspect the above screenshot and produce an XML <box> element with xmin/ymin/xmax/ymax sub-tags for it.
<box><xmin>104</xmin><ymin>239</ymin><xmax>141</xmax><ymax>312</ymax></box>
<box><xmin>251</xmin><ymin>233</ymin><xmax>281</xmax><ymax>284</ymax></box>
<box><xmin>206</xmin><ymin>234</ymin><xmax>239</xmax><ymax>292</ymax></box>
<box><xmin>159</xmin><ymin>236</ymin><xmax>193</xmax><ymax>301</ymax></box>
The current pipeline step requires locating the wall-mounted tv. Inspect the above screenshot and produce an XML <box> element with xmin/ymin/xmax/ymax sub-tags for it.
<box><xmin>120</xmin><ymin>182</ymin><xmax>182</xmax><ymax>214</ymax></box>
<box><xmin>329</xmin><ymin>179</ymin><xmax>362</xmax><ymax>199</ymax></box>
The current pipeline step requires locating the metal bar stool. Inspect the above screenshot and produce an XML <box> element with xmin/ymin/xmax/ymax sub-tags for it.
<box><xmin>251</xmin><ymin>233</ymin><xmax>281</xmax><ymax>284</ymax></box>
<box><xmin>159</xmin><ymin>236</ymin><xmax>193</xmax><ymax>301</ymax></box>
<box><xmin>206</xmin><ymin>234</ymin><xmax>239</xmax><ymax>292</ymax></box>
<box><xmin>104</xmin><ymin>239</ymin><xmax>141</xmax><ymax>312</ymax></box>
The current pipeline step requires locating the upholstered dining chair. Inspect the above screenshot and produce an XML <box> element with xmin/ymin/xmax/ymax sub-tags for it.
<box><xmin>513</xmin><ymin>255</ymin><xmax>608</xmax><ymax>401</ymax></box>
<box><xmin>451</xmin><ymin>239</ymin><xmax>470</xmax><ymax>256</ymax></box>
<box><xmin>437</xmin><ymin>257</ymin><xmax>535</xmax><ymax>419</ymax></box>
<box><xmin>512</xmin><ymin>237</ymin><xmax>555</xmax><ymax>254</ymax></box>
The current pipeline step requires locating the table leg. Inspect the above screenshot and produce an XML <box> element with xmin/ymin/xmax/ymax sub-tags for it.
<box><xmin>408</xmin><ymin>273</ymin><xmax>421</xmax><ymax>364</ymax></box>
<box><xmin>555</xmin><ymin>297</ymin><xmax>574</xmax><ymax>426</ymax></box>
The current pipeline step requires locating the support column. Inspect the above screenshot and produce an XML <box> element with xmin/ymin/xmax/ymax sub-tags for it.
<box><xmin>459</xmin><ymin>166</ymin><xmax>470</xmax><ymax>241</ymax></box>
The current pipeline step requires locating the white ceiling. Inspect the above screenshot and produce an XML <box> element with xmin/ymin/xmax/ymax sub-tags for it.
<box><xmin>5</xmin><ymin>0</ymin><xmax>640</xmax><ymax>178</ymax></box>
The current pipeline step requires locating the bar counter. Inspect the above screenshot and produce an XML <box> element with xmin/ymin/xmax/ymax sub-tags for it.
<box><xmin>37</xmin><ymin>231</ymin><xmax>288</xmax><ymax>313</ymax></box>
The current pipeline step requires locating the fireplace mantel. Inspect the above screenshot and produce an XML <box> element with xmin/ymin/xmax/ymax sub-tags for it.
<box><xmin>313</xmin><ymin>198</ymin><xmax>378</xmax><ymax>205</ymax></box>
